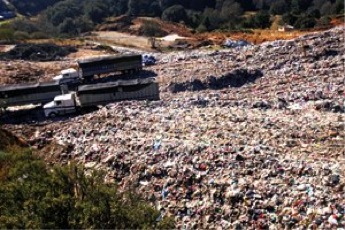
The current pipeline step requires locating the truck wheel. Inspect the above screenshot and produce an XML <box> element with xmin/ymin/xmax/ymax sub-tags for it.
<box><xmin>48</xmin><ymin>112</ymin><xmax>57</xmax><ymax>118</ymax></box>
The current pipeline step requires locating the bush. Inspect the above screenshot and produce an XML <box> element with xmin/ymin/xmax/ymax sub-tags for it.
<box><xmin>139</xmin><ymin>21</ymin><xmax>167</xmax><ymax>37</ymax></box>
<box><xmin>162</xmin><ymin>5</ymin><xmax>187</xmax><ymax>23</ymax></box>
<box><xmin>282</xmin><ymin>12</ymin><xmax>298</xmax><ymax>26</ymax></box>
<box><xmin>10</xmin><ymin>18</ymin><xmax>39</xmax><ymax>33</ymax></box>
<box><xmin>254</xmin><ymin>11</ymin><xmax>271</xmax><ymax>29</ymax></box>
<box><xmin>30</xmin><ymin>32</ymin><xmax>50</xmax><ymax>39</ymax></box>
<box><xmin>196</xmin><ymin>23</ymin><xmax>208</xmax><ymax>33</ymax></box>
<box><xmin>269</xmin><ymin>0</ymin><xmax>288</xmax><ymax>15</ymax></box>
<box><xmin>317</xmin><ymin>16</ymin><xmax>331</xmax><ymax>27</ymax></box>
<box><xmin>0</xmin><ymin>28</ymin><xmax>14</xmax><ymax>41</ymax></box>
<box><xmin>294</xmin><ymin>15</ymin><xmax>316</xmax><ymax>29</ymax></box>
<box><xmin>243</xmin><ymin>11</ymin><xmax>271</xmax><ymax>29</ymax></box>
<box><xmin>0</xmin><ymin>148</ymin><xmax>175</xmax><ymax>229</ymax></box>
<box><xmin>13</xmin><ymin>31</ymin><xmax>30</xmax><ymax>40</ymax></box>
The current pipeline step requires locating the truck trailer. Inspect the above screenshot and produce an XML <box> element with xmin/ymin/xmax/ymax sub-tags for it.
<box><xmin>54</xmin><ymin>54</ymin><xmax>143</xmax><ymax>85</ymax></box>
<box><xmin>0</xmin><ymin>54</ymin><xmax>149</xmax><ymax>109</ymax></box>
<box><xmin>43</xmin><ymin>77</ymin><xmax>159</xmax><ymax>117</ymax></box>
<box><xmin>0</xmin><ymin>82</ymin><xmax>64</xmax><ymax>108</ymax></box>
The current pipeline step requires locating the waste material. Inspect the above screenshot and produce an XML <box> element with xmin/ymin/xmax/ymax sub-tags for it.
<box><xmin>3</xmin><ymin>26</ymin><xmax>345</xmax><ymax>229</ymax></box>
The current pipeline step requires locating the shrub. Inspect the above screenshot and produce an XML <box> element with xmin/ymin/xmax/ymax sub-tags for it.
<box><xmin>13</xmin><ymin>31</ymin><xmax>30</xmax><ymax>40</ymax></box>
<box><xmin>30</xmin><ymin>32</ymin><xmax>50</xmax><ymax>39</ymax></box>
<box><xmin>0</xmin><ymin>28</ymin><xmax>14</xmax><ymax>41</ymax></box>
<box><xmin>0</xmin><ymin>147</ymin><xmax>175</xmax><ymax>229</ymax></box>
<box><xmin>162</xmin><ymin>5</ymin><xmax>187</xmax><ymax>23</ymax></box>
<box><xmin>139</xmin><ymin>21</ymin><xmax>167</xmax><ymax>37</ymax></box>
<box><xmin>317</xmin><ymin>16</ymin><xmax>331</xmax><ymax>27</ymax></box>
<box><xmin>294</xmin><ymin>15</ymin><xmax>316</xmax><ymax>29</ymax></box>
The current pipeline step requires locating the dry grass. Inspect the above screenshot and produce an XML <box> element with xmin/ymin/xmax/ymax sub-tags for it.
<box><xmin>200</xmin><ymin>28</ymin><xmax>318</xmax><ymax>45</ymax></box>
<box><xmin>237</xmin><ymin>29</ymin><xmax>310</xmax><ymax>44</ymax></box>
<box><xmin>26</xmin><ymin>38</ymin><xmax>86</xmax><ymax>46</ymax></box>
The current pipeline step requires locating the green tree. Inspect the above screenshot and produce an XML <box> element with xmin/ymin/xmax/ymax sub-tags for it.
<box><xmin>317</xmin><ymin>16</ymin><xmax>331</xmax><ymax>27</ymax></box>
<box><xmin>59</xmin><ymin>18</ymin><xmax>78</xmax><ymax>35</ymax></box>
<box><xmin>162</xmin><ymin>4</ymin><xmax>187</xmax><ymax>23</ymax></box>
<box><xmin>201</xmin><ymin>7</ymin><xmax>223</xmax><ymax>30</ymax></box>
<box><xmin>290</xmin><ymin>0</ymin><xmax>301</xmax><ymax>14</ymax></box>
<box><xmin>220</xmin><ymin>0</ymin><xmax>243</xmax><ymax>20</ymax></box>
<box><xmin>159</xmin><ymin>0</ymin><xmax>175</xmax><ymax>11</ymax></box>
<box><xmin>140</xmin><ymin>21</ymin><xmax>167</xmax><ymax>37</ymax></box>
<box><xmin>254</xmin><ymin>11</ymin><xmax>271</xmax><ymax>28</ymax></box>
<box><xmin>0</xmin><ymin>148</ymin><xmax>174</xmax><ymax>229</ymax></box>
<box><xmin>294</xmin><ymin>14</ymin><xmax>317</xmax><ymax>28</ymax></box>
<box><xmin>10</xmin><ymin>18</ymin><xmax>39</xmax><ymax>33</ymax></box>
<box><xmin>320</xmin><ymin>1</ymin><xmax>333</xmax><ymax>16</ymax></box>
<box><xmin>0</xmin><ymin>28</ymin><xmax>14</xmax><ymax>41</ymax></box>
<box><xmin>282</xmin><ymin>12</ymin><xmax>298</xmax><ymax>25</ymax></box>
<box><xmin>270</xmin><ymin>0</ymin><xmax>288</xmax><ymax>15</ymax></box>
<box><xmin>197</xmin><ymin>16</ymin><xmax>211</xmax><ymax>32</ymax></box>
<box><xmin>334</xmin><ymin>0</ymin><xmax>345</xmax><ymax>14</ymax></box>
<box><xmin>127</xmin><ymin>0</ymin><xmax>140</xmax><ymax>16</ymax></box>
<box><xmin>85</xmin><ymin>1</ymin><xmax>108</xmax><ymax>23</ymax></box>
<box><xmin>8</xmin><ymin>0</ymin><xmax>64</xmax><ymax>16</ymax></box>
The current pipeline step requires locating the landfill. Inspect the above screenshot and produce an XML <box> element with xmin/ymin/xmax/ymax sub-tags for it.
<box><xmin>3</xmin><ymin>26</ymin><xmax>345</xmax><ymax>229</ymax></box>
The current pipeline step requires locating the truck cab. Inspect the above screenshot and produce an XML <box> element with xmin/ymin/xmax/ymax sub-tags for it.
<box><xmin>53</xmin><ymin>68</ymin><xmax>80</xmax><ymax>85</ymax></box>
<box><xmin>43</xmin><ymin>93</ymin><xmax>77</xmax><ymax>117</ymax></box>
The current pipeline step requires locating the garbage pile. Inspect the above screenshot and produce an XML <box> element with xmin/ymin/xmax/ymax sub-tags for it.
<box><xmin>3</xmin><ymin>26</ymin><xmax>345</xmax><ymax>229</ymax></box>
<box><xmin>168</xmin><ymin>68</ymin><xmax>263</xmax><ymax>93</ymax></box>
<box><xmin>150</xmin><ymin>26</ymin><xmax>344</xmax><ymax>113</ymax></box>
<box><xmin>223</xmin><ymin>39</ymin><xmax>251</xmax><ymax>48</ymax></box>
<box><xmin>22</xmin><ymin>99</ymin><xmax>344</xmax><ymax>229</ymax></box>
<box><xmin>0</xmin><ymin>43</ymin><xmax>77</xmax><ymax>61</ymax></box>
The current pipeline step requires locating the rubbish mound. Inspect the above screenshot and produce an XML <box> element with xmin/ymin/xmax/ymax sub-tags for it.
<box><xmin>223</xmin><ymin>39</ymin><xmax>251</xmax><ymax>48</ymax></box>
<box><xmin>168</xmin><ymin>68</ymin><xmax>263</xmax><ymax>93</ymax></box>
<box><xmin>0</xmin><ymin>43</ymin><xmax>77</xmax><ymax>62</ymax></box>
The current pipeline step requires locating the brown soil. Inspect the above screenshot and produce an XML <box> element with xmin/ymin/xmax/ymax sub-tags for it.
<box><xmin>96</xmin><ymin>15</ymin><xmax>345</xmax><ymax>48</ymax></box>
<box><xmin>0</xmin><ymin>128</ymin><xmax>27</xmax><ymax>150</ymax></box>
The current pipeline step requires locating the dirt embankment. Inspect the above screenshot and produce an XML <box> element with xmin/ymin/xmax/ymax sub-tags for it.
<box><xmin>95</xmin><ymin>15</ymin><xmax>345</xmax><ymax>48</ymax></box>
<box><xmin>0</xmin><ymin>128</ymin><xmax>27</xmax><ymax>150</ymax></box>
<box><xmin>0</xmin><ymin>42</ymin><xmax>117</xmax><ymax>85</ymax></box>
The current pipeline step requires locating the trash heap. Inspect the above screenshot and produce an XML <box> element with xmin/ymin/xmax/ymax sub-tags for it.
<box><xmin>3</xmin><ymin>26</ymin><xmax>345</xmax><ymax>229</ymax></box>
<box><xmin>30</xmin><ymin>99</ymin><xmax>344</xmax><ymax>229</ymax></box>
<box><xmin>151</xmin><ymin>26</ymin><xmax>344</xmax><ymax>113</ymax></box>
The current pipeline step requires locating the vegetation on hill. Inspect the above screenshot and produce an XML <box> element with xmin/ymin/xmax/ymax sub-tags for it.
<box><xmin>0</xmin><ymin>132</ymin><xmax>174</xmax><ymax>229</ymax></box>
<box><xmin>0</xmin><ymin>0</ymin><xmax>343</xmax><ymax>40</ymax></box>
<box><xmin>5</xmin><ymin>0</ymin><xmax>64</xmax><ymax>16</ymax></box>
<box><xmin>0</xmin><ymin>1</ymin><xmax>6</xmax><ymax>11</ymax></box>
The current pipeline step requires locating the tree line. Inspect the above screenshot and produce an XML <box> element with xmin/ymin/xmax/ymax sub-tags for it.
<box><xmin>1</xmin><ymin>0</ymin><xmax>344</xmax><ymax>39</ymax></box>
<box><xmin>0</xmin><ymin>146</ymin><xmax>174</xmax><ymax>228</ymax></box>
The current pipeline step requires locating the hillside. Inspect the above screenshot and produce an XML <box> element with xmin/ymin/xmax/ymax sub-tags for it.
<box><xmin>0</xmin><ymin>1</ymin><xmax>344</xmax><ymax>228</ymax></box>
<box><xmin>0</xmin><ymin>0</ymin><xmax>343</xmax><ymax>42</ymax></box>
<box><xmin>2</xmin><ymin>26</ymin><xmax>344</xmax><ymax>229</ymax></box>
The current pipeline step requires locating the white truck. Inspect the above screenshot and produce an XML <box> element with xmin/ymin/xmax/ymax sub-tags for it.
<box><xmin>43</xmin><ymin>93</ymin><xmax>78</xmax><ymax>117</ymax></box>
<box><xmin>52</xmin><ymin>54</ymin><xmax>144</xmax><ymax>86</ymax></box>
<box><xmin>53</xmin><ymin>68</ymin><xmax>80</xmax><ymax>85</ymax></box>
<box><xmin>43</xmin><ymin>77</ymin><xmax>160</xmax><ymax>117</ymax></box>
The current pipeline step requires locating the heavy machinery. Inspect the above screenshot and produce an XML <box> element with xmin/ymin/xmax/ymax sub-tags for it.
<box><xmin>43</xmin><ymin>77</ymin><xmax>159</xmax><ymax>117</ymax></box>
<box><xmin>0</xmin><ymin>54</ymin><xmax>153</xmax><ymax>109</ymax></box>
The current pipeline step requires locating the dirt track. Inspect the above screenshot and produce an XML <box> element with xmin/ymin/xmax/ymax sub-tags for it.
<box><xmin>94</xmin><ymin>31</ymin><xmax>152</xmax><ymax>50</ymax></box>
